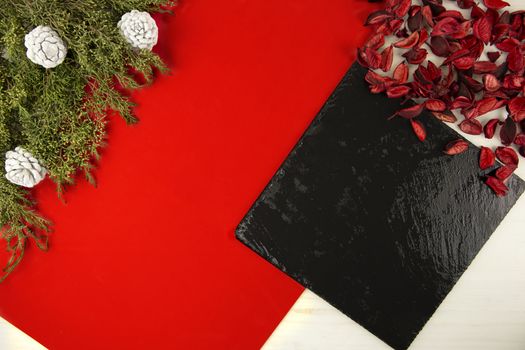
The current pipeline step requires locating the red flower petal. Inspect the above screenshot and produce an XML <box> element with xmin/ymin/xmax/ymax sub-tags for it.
<box><xmin>459</xmin><ymin>119</ymin><xmax>483</xmax><ymax>135</ymax></box>
<box><xmin>495</xmin><ymin>165</ymin><xmax>517</xmax><ymax>180</ymax></box>
<box><xmin>443</xmin><ymin>139</ymin><xmax>469</xmax><ymax>155</ymax></box>
<box><xmin>500</xmin><ymin>117</ymin><xmax>517</xmax><ymax>146</ymax></box>
<box><xmin>479</xmin><ymin>146</ymin><xmax>496</xmax><ymax>170</ymax></box>
<box><xmin>485</xmin><ymin>176</ymin><xmax>509</xmax><ymax>197</ymax></box>
<box><xmin>396</xmin><ymin>104</ymin><xmax>425</xmax><ymax>119</ymax></box>
<box><xmin>514</xmin><ymin>133</ymin><xmax>525</xmax><ymax>146</ymax></box>
<box><xmin>508</xmin><ymin>97</ymin><xmax>525</xmax><ymax>122</ymax></box>
<box><xmin>386</xmin><ymin>85</ymin><xmax>411</xmax><ymax>98</ymax></box>
<box><xmin>410</xmin><ymin>119</ymin><xmax>427</xmax><ymax>141</ymax></box>
<box><xmin>483</xmin><ymin>74</ymin><xmax>501</xmax><ymax>92</ymax></box>
<box><xmin>495</xmin><ymin>146</ymin><xmax>519</xmax><ymax>165</ymax></box>
<box><xmin>432</xmin><ymin>111</ymin><xmax>457</xmax><ymax>123</ymax></box>
<box><xmin>473</xmin><ymin>16</ymin><xmax>492</xmax><ymax>44</ymax></box>
<box><xmin>393</xmin><ymin>62</ymin><xmax>409</xmax><ymax>83</ymax></box>
<box><xmin>484</xmin><ymin>119</ymin><xmax>500</xmax><ymax>139</ymax></box>
<box><xmin>394</xmin><ymin>31</ymin><xmax>420</xmax><ymax>49</ymax></box>
<box><xmin>482</xmin><ymin>0</ymin><xmax>510</xmax><ymax>10</ymax></box>
<box><xmin>425</xmin><ymin>99</ymin><xmax>446</xmax><ymax>112</ymax></box>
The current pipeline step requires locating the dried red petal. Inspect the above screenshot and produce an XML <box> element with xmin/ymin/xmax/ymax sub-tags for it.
<box><xmin>483</xmin><ymin>74</ymin><xmax>501</xmax><ymax>92</ymax></box>
<box><xmin>432</xmin><ymin>111</ymin><xmax>457</xmax><ymax>123</ymax></box>
<box><xmin>365</xmin><ymin>34</ymin><xmax>385</xmax><ymax>50</ymax></box>
<box><xmin>479</xmin><ymin>147</ymin><xmax>496</xmax><ymax>170</ymax></box>
<box><xmin>380</xmin><ymin>45</ymin><xmax>394</xmax><ymax>72</ymax></box>
<box><xmin>365</xmin><ymin>10</ymin><xmax>393</xmax><ymax>26</ymax></box>
<box><xmin>483</xmin><ymin>0</ymin><xmax>510</xmax><ymax>10</ymax></box>
<box><xmin>495</xmin><ymin>165</ymin><xmax>517</xmax><ymax>180</ymax></box>
<box><xmin>425</xmin><ymin>99</ymin><xmax>446</xmax><ymax>112</ymax></box>
<box><xmin>508</xmin><ymin>97</ymin><xmax>525</xmax><ymax>122</ymax></box>
<box><xmin>410</xmin><ymin>119</ymin><xmax>426</xmax><ymax>141</ymax></box>
<box><xmin>485</xmin><ymin>176</ymin><xmax>509</xmax><ymax>197</ymax></box>
<box><xmin>386</xmin><ymin>85</ymin><xmax>411</xmax><ymax>98</ymax></box>
<box><xmin>520</xmin><ymin>146</ymin><xmax>525</xmax><ymax>157</ymax></box>
<box><xmin>459</xmin><ymin>119</ymin><xmax>483</xmax><ymax>135</ymax></box>
<box><xmin>430</xmin><ymin>36</ymin><xmax>451</xmax><ymax>56</ymax></box>
<box><xmin>444</xmin><ymin>139</ymin><xmax>469</xmax><ymax>155</ymax></box>
<box><xmin>476</xmin><ymin>97</ymin><xmax>506</xmax><ymax>116</ymax></box>
<box><xmin>500</xmin><ymin>117</ymin><xmax>517</xmax><ymax>146</ymax></box>
<box><xmin>396</xmin><ymin>104</ymin><xmax>425</xmax><ymax>119</ymax></box>
<box><xmin>514</xmin><ymin>133</ymin><xmax>525</xmax><ymax>146</ymax></box>
<box><xmin>394</xmin><ymin>31</ymin><xmax>420</xmax><ymax>49</ymax></box>
<box><xmin>393</xmin><ymin>62</ymin><xmax>409</xmax><ymax>83</ymax></box>
<box><xmin>473</xmin><ymin>61</ymin><xmax>497</xmax><ymax>74</ymax></box>
<box><xmin>453</xmin><ymin>56</ymin><xmax>476</xmax><ymax>70</ymax></box>
<box><xmin>487</xmin><ymin>51</ymin><xmax>501</xmax><ymax>62</ymax></box>
<box><xmin>432</xmin><ymin>17</ymin><xmax>462</xmax><ymax>36</ymax></box>
<box><xmin>403</xmin><ymin>48</ymin><xmax>427</xmax><ymax>65</ymax></box>
<box><xmin>484</xmin><ymin>119</ymin><xmax>500</xmax><ymax>139</ymax></box>
<box><xmin>495</xmin><ymin>146</ymin><xmax>519</xmax><ymax>165</ymax></box>
<box><xmin>507</xmin><ymin>47</ymin><xmax>525</xmax><ymax>72</ymax></box>
<box><xmin>495</xmin><ymin>38</ymin><xmax>519</xmax><ymax>52</ymax></box>
<box><xmin>473</xmin><ymin>16</ymin><xmax>492</xmax><ymax>44</ymax></box>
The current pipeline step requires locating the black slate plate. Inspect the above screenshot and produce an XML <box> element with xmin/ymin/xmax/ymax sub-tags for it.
<box><xmin>236</xmin><ymin>63</ymin><xmax>525</xmax><ymax>350</ymax></box>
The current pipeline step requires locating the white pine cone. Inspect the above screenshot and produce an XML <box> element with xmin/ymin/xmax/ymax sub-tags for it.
<box><xmin>24</xmin><ymin>26</ymin><xmax>67</xmax><ymax>69</ymax></box>
<box><xmin>5</xmin><ymin>147</ymin><xmax>47</xmax><ymax>188</ymax></box>
<box><xmin>118</xmin><ymin>10</ymin><xmax>158</xmax><ymax>50</ymax></box>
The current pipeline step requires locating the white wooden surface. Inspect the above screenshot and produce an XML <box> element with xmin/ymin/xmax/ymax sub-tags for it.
<box><xmin>0</xmin><ymin>318</ymin><xmax>46</xmax><ymax>350</ymax></box>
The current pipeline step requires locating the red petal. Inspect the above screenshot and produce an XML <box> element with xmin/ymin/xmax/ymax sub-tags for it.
<box><xmin>479</xmin><ymin>146</ymin><xmax>496</xmax><ymax>170</ymax></box>
<box><xmin>485</xmin><ymin>176</ymin><xmax>509</xmax><ymax>196</ymax></box>
<box><xmin>514</xmin><ymin>133</ymin><xmax>525</xmax><ymax>146</ymax></box>
<box><xmin>500</xmin><ymin>117</ymin><xmax>517</xmax><ymax>146</ymax></box>
<box><xmin>393</xmin><ymin>62</ymin><xmax>409</xmax><ymax>83</ymax></box>
<box><xmin>507</xmin><ymin>47</ymin><xmax>524</xmax><ymax>72</ymax></box>
<box><xmin>483</xmin><ymin>0</ymin><xmax>510</xmax><ymax>10</ymax></box>
<box><xmin>386</xmin><ymin>85</ymin><xmax>411</xmax><ymax>98</ymax></box>
<box><xmin>396</xmin><ymin>104</ymin><xmax>425</xmax><ymax>119</ymax></box>
<box><xmin>432</xmin><ymin>111</ymin><xmax>457</xmax><ymax>123</ymax></box>
<box><xmin>473</xmin><ymin>16</ymin><xmax>492</xmax><ymax>44</ymax></box>
<box><xmin>473</xmin><ymin>61</ymin><xmax>497</xmax><ymax>74</ymax></box>
<box><xmin>495</xmin><ymin>165</ymin><xmax>517</xmax><ymax>180</ymax></box>
<box><xmin>495</xmin><ymin>146</ymin><xmax>519</xmax><ymax>165</ymax></box>
<box><xmin>380</xmin><ymin>45</ymin><xmax>394</xmax><ymax>72</ymax></box>
<box><xmin>459</xmin><ymin>119</ymin><xmax>483</xmax><ymax>135</ymax></box>
<box><xmin>365</xmin><ymin>10</ymin><xmax>393</xmax><ymax>26</ymax></box>
<box><xmin>410</xmin><ymin>119</ymin><xmax>427</xmax><ymax>141</ymax></box>
<box><xmin>453</xmin><ymin>56</ymin><xmax>476</xmax><ymax>70</ymax></box>
<box><xmin>487</xmin><ymin>51</ymin><xmax>501</xmax><ymax>62</ymax></box>
<box><xmin>425</xmin><ymin>99</ymin><xmax>447</xmax><ymax>112</ymax></box>
<box><xmin>484</xmin><ymin>118</ymin><xmax>500</xmax><ymax>139</ymax></box>
<box><xmin>483</xmin><ymin>74</ymin><xmax>501</xmax><ymax>92</ymax></box>
<box><xmin>444</xmin><ymin>139</ymin><xmax>469</xmax><ymax>155</ymax></box>
<box><xmin>508</xmin><ymin>97</ymin><xmax>525</xmax><ymax>122</ymax></box>
<box><xmin>394</xmin><ymin>31</ymin><xmax>420</xmax><ymax>49</ymax></box>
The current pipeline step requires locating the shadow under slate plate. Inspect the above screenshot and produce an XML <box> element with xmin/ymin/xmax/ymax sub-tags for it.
<box><xmin>236</xmin><ymin>63</ymin><xmax>525</xmax><ymax>349</ymax></box>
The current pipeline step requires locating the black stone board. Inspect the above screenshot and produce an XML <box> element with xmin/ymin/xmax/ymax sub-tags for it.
<box><xmin>236</xmin><ymin>62</ymin><xmax>525</xmax><ymax>350</ymax></box>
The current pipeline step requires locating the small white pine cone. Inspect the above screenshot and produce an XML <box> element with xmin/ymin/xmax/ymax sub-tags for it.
<box><xmin>24</xmin><ymin>25</ymin><xmax>67</xmax><ymax>69</ymax></box>
<box><xmin>118</xmin><ymin>10</ymin><xmax>158</xmax><ymax>50</ymax></box>
<box><xmin>5</xmin><ymin>147</ymin><xmax>47</xmax><ymax>188</ymax></box>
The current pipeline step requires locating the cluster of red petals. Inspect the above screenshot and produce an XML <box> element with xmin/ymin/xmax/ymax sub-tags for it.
<box><xmin>361</xmin><ymin>0</ymin><xmax>525</xmax><ymax>196</ymax></box>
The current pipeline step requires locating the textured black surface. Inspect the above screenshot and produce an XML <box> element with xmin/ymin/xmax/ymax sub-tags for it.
<box><xmin>236</xmin><ymin>63</ymin><xmax>525</xmax><ymax>350</ymax></box>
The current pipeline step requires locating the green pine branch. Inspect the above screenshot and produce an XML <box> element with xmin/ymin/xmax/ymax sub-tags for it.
<box><xmin>0</xmin><ymin>0</ymin><xmax>175</xmax><ymax>281</ymax></box>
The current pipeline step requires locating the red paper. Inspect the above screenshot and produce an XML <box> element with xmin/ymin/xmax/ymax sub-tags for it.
<box><xmin>0</xmin><ymin>1</ymin><xmax>377</xmax><ymax>349</ymax></box>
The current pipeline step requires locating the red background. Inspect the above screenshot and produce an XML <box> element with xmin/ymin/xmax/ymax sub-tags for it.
<box><xmin>0</xmin><ymin>1</ymin><xmax>377</xmax><ymax>349</ymax></box>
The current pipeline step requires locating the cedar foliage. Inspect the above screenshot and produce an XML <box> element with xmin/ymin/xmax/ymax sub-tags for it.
<box><xmin>0</xmin><ymin>0</ymin><xmax>174</xmax><ymax>281</ymax></box>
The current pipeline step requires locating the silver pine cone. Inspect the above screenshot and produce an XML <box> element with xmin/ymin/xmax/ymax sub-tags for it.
<box><xmin>118</xmin><ymin>10</ymin><xmax>158</xmax><ymax>50</ymax></box>
<box><xmin>5</xmin><ymin>147</ymin><xmax>47</xmax><ymax>188</ymax></box>
<box><xmin>24</xmin><ymin>26</ymin><xmax>67</xmax><ymax>69</ymax></box>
